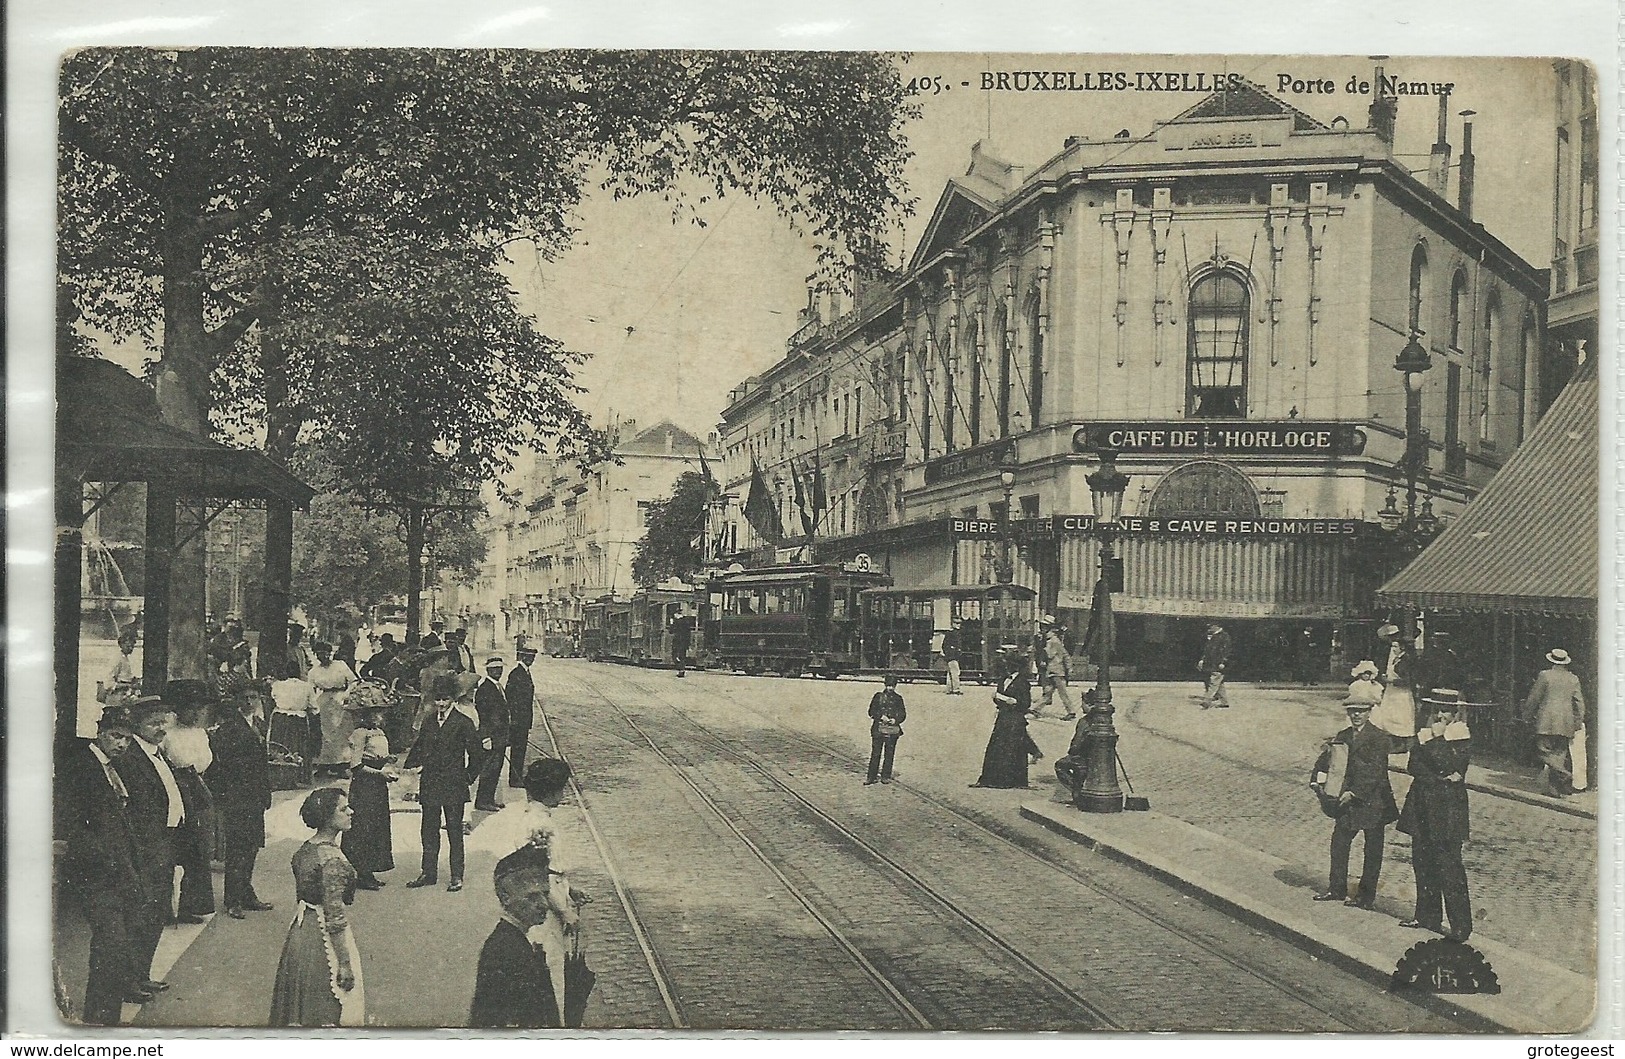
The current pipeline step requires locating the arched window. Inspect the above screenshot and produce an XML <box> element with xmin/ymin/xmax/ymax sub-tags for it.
<box><xmin>1407</xmin><ymin>244</ymin><xmax>1428</xmax><ymax>334</ymax></box>
<box><xmin>1147</xmin><ymin>462</ymin><xmax>1261</xmax><ymax>520</ymax></box>
<box><xmin>1025</xmin><ymin>297</ymin><xmax>1044</xmax><ymax>426</ymax></box>
<box><xmin>1481</xmin><ymin>295</ymin><xmax>1501</xmax><ymax>443</ymax></box>
<box><xmin>1186</xmin><ymin>271</ymin><xmax>1250</xmax><ymax>418</ymax></box>
<box><xmin>994</xmin><ymin>304</ymin><xmax>1011</xmax><ymax>436</ymax></box>
<box><xmin>1448</xmin><ymin>270</ymin><xmax>1467</xmax><ymax>349</ymax></box>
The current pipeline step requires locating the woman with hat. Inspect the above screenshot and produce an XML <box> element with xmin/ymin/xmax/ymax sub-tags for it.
<box><xmin>1397</xmin><ymin>689</ymin><xmax>1473</xmax><ymax>939</ymax></box>
<box><xmin>1369</xmin><ymin>622</ymin><xmax>1417</xmax><ymax>746</ymax></box>
<box><xmin>308</xmin><ymin>641</ymin><xmax>359</xmax><ymax>779</ymax></box>
<box><xmin>970</xmin><ymin>646</ymin><xmax>1042</xmax><ymax>789</ymax></box>
<box><xmin>341</xmin><ymin>690</ymin><xmax>396</xmax><ymax>890</ymax></box>
<box><xmin>1521</xmin><ymin>647</ymin><xmax>1586</xmax><ymax>796</ymax></box>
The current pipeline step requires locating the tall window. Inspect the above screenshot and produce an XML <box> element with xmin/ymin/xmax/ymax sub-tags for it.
<box><xmin>1407</xmin><ymin>244</ymin><xmax>1428</xmax><ymax>334</ymax></box>
<box><xmin>994</xmin><ymin>305</ymin><xmax>1011</xmax><ymax>436</ymax></box>
<box><xmin>968</xmin><ymin>313</ymin><xmax>983</xmax><ymax>445</ymax></box>
<box><xmin>939</xmin><ymin>325</ymin><xmax>955</xmax><ymax>453</ymax></box>
<box><xmin>1481</xmin><ymin>296</ymin><xmax>1500</xmax><ymax>443</ymax></box>
<box><xmin>1448</xmin><ymin>271</ymin><xmax>1467</xmax><ymax>350</ymax></box>
<box><xmin>1186</xmin><ymin>271</ymin><xmax>1250</xmax><ymax>418</ymax></box>
<box><xmin>1025</xmin><ymin>297</ymin><xmax>1044</xmax><ymax>426</ymax></box>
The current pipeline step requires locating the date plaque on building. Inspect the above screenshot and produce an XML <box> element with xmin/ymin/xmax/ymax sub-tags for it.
<box><xmin>1073</xmin><ymin>422</ymin><xmax>1366</xmax><ymax>457</ymax></box>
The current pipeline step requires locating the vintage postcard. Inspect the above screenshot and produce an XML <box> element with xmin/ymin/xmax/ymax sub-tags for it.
<box><xmin>40</xmin><ymin>46</ymin><xmax>1602</xmax><ymax>1035</ymax></box>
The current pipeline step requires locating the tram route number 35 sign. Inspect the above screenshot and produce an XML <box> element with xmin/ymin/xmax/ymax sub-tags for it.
<box><xmin>1073</xmin><ymin>422</ymin><xmax>1367</xmax><ymax>457</ymax></box>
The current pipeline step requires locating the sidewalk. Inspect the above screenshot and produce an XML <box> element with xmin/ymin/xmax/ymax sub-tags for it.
<box><xmin>1016</xmin><ymin>681</ymin><xmax>1598</xmax><ymax>1033</ymax></box>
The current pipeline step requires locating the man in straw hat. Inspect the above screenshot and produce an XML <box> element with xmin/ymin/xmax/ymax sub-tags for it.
<box><xmin>1311</xmin><ymin>697</ymin><xmax>1398</xmax><ymax>908</ymax></box>
<box><xmin>1521</xmin><ymin>647</ymin><xmax>1586</xmax><ymax>797</ymax></box>
<box><xmin>1198</xmin><ymin>622</ymin><xmax>1232</xmax><ymax>709</ymax></box>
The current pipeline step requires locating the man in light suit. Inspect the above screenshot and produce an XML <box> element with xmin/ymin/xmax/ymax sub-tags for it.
<box><xmin>406</xmin><ymin>673</ymin><xmax>484</xmax><ymax>891</ymax></box>
<box><xmin>1521</xmin><ymin>647</ymin><xmax>1587</xmax><ymax>796</ymax></box>
<box><xmin>472</xmin><ymin>655</ymin><xmax>510</xmax><ymax>811</ymax></box>
<box><xmin>504</xmin><ymin>647</ymin><xmax>537</xmax><ymax>788</ymax></box>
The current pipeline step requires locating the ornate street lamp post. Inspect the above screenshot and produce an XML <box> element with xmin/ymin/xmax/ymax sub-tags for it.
<box><xmin>1385</xmin><ymin>331</ymin><xmax>1440</xmax><ymax>637</ymax></box>
<box><xmin>1077</xmin><ymin>447</ymin><xmax>1130</xmax><ymax>813</ymax></box>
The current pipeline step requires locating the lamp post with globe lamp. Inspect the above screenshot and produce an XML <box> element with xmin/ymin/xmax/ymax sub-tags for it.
<box><xmin>1076</xmin><ymin>446</ymin><xmax>1130</xmax><ymax>813</ymax></box>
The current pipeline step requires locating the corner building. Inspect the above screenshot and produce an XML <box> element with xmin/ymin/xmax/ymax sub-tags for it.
<box><xmin>719</xmin><ymin>82</ymin><xmax>1545</xmax><ymax>680</ymax></box>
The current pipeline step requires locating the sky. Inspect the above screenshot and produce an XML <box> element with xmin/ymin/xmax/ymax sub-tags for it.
<box><xmin>514</xmin><ymin>53</ymin><xmax>1562</xmax><ymax>438</ymax></box>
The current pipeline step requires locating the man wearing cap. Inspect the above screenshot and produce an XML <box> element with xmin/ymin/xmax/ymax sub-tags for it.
<box><xmin>1521</xmin><ymin>648</ymin><xmax>1586</xmax><ymax>796</ymax></box>
<box><xmin>1199</xmin><ymin>623</ymin><xmax>1232</xmax><ymax>709</ymax></box>
<box><xmin>1312</xmin><ymin>698</ymin><xmax>1399</xmax><ymax>908</ymax></box>
<box><xmin>61</xmin><ymin>706</ymin><xmax>151</xmax><ymax>1022</ymax></box>
<box><xmin>505</xmin><ymin>647</ymin><xmax>537</xmax><ymax>788</ymax></box>
<box><xmin>405</xmin><ymin>673</ymin><xmax>485</xmax><ymax>891</ymax></box>
<box><xmin>1037</xmin><ymin>622</ymin><xmax>1078</xmax><ymax>721</ymax></box>
<box><xmin>473</xmin><ymin>655</ymin><xmax>511</xmax><ymax>811</ymax></box>
<box><xmin>112</xmin><ymin>697</ymin><xmax>187</xmax><ymax>992</ymax></box>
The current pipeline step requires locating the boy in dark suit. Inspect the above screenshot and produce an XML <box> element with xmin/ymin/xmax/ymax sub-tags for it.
<box><xmin>61</xmin><ymin>706</ymin><xmax>151</xmax><ymax>1023</ymax></box>
<box><xmin>405</xmin><ymin>673</ymin><xmax>483</xmax><ymax>891</ymax></box>
<box><xmin>469</xmin><ymin>846</ymin><xmax>561</xmax><ymax>1028</ymax></box>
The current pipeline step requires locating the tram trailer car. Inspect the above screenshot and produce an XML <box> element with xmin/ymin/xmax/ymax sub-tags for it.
<box><xmin>630</xmin><ymin>585</ymin><xmax>707</xmax><ymax>666</ymax></box>
<box><xmin>714</xmin><ymin>563</ymin><xmax>891</xmax><ymax>678</ymax></box>
<box><xmin>580</xmin><ymin>597</ymin><xmax>634</xmax><ymax>662</ymax></box>
<box><xmin>859</xmin><ymin>583</ymin><xmax>1038</xmax><ymax>684</ymax></box>
<box><xmin>541</xmin><ymin>618</ymin><xmax>581</xmax><ymax>658</ymax></box>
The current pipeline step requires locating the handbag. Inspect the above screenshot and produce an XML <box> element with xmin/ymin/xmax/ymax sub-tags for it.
<box><xmin>875</xmin><ymin>717</ymin><xmax>902</xmax><ymax>739</ymax></box>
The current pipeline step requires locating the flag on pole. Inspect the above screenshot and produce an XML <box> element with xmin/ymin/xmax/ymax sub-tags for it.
<box><xmin>744</xmin><ymin>458</ymin><xmax>783</xmax><ymax>545</ymax></box>
<box><xmin>790</xmin><ymin>456</ymin><xmax>815</xmax><ymax>538</ymax></box>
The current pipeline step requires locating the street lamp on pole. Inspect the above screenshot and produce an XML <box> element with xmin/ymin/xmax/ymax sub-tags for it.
<box><xmin>995</xmin><ymin>448</ymin><xmax>1017</xmax><ymax>585</ymax></box>
<box><xmin>1077</xmin><ymin>447</ymin><xmax>1130</xmax><ymax>813</ymax></box>
<box><xmin>1385</xmin><ymin>331</ymin><xmax>1440</xmax><ymax>637</ymax></box>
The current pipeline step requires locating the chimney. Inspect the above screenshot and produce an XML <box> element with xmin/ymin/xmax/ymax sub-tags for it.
<box><xmin>1428</xmin><ymin>92</ymin><xmax>1453</xmax><ymax>197</ymax></box>
<box><xmin>1458</xmin><ymin>110</ymin><xmax>1477</xmax><ymax>220</ymax></box>
<box><xmin>664</xmin><ymin>430</ymin><xmax>674</xmax><ymax>454</ymax></box>
<box><xmin>1367</xmin><ymin>58</ymin><xmax>1398</xmax><ymax>145</ymax></box>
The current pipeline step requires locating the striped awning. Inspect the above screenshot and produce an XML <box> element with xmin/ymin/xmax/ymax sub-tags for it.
<box><xmin>1379</xmin><ymin>364</ymin><xmax>1598</xmax><ymax>617</ymax></box>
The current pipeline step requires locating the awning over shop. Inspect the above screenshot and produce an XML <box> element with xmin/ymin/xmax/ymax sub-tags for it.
<box><xmin>1378</xmin><ymin>363</ymin><xmax>1597</xmax><ymax>617</ymax></box>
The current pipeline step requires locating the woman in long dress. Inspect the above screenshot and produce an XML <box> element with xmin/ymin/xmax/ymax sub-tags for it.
<box><xmin>971</xmin><ymin>647</ymin><xmax>1042</xmax><ymax>789</ymax></box>
<box><xmin>341</xmin><ymin>703</ymin><xmax>395</xmax><ymax>890</ymax></box>
<box><xmin>308</xmin><ymin>641</ymin><xmax>359</xmax><ymax>779</ymax></box>
<box><xmin>270</xmin><ymin>788</ymin><xmax>364</xmax><ymax>1027</ymax></box>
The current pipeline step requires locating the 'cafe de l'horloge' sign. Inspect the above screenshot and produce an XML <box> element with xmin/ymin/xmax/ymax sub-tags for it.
<box><xmin>1072</xmin><ymin>421</ymin><xmax>1367</xmax><ymax>457</ymax></box>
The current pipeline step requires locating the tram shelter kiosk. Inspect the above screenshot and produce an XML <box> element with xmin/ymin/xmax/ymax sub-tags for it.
<box><xmin>55</xmin><ymin>357</ymin><xmax>315</xmax><ymax>744</ymax></box>
<box><xmin>860</xmin><ymin>584</ymin><xmax>1039</xmax><ymax>683</ymax></box>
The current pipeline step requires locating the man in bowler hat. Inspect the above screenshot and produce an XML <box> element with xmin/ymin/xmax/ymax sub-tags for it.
<box><xmin>406</xmin><ymin>673</ymin><xmax>484</xmax><ymax>891</ymax></box>
<box><xmin>505</xmin><ymin>647</ymin><xmax>537</xmax><ymax>787</ymax></box>
<box><xmin>111</xmin><ymin>696</ymin><xmax>187</xmax><ymax>993</ymax></box>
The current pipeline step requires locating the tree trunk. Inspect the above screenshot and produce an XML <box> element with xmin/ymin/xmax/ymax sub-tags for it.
<box><xmin>258</xmin><ymin>500</ymin><xmax>294</xmax><ymax>678</ymax></box>
<box><xmin>142</xmin><ymin>485</ymin><xmax>175</xmax><ymax>695</ymax></box>
<box><xmin>154</xmin><ymin>179</ymin><xmax>211</xmax><ymax>682</ymax></box>
<box><xmin>55</xmin><ymin>475</ymin><xmax>85</xmax><ymax>744</ymax></box>
<box><xmin>405</xmin><ymin>506</ymin><xmax>426</xmax><ymax>646</ymax></box>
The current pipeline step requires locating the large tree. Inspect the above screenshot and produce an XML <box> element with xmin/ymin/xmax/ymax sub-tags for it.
<box><xmin>58</xmin><ymin>48</ymin><xmax>916</xmax><ymax>662</ymax></box>
<box><xmin>631</xmin><ymin>471</ymin><xmax>712</xmax><ymax>588</ymax></box>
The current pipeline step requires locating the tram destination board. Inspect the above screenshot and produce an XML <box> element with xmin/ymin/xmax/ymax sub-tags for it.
<box><xmin>1073</xmin><ymin>422</ymin><xmax>1367</xmax><ymax>457</ymax></box>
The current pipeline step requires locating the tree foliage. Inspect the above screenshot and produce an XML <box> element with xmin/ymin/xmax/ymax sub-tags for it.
<box><xmin>631</xmin><ymin>471</ymin><xmax>711</xmax><ymax>588</ymax></box>
<box><xmin>58</xmin><ymin>47</ymin><xmax>917</xmax><ymax>481</ymax></box>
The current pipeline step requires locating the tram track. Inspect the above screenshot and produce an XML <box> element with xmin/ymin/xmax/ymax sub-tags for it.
<box><xmin>539</xmin><ymin>666</ymin><xmax>1119</xmax><ymax>1030</ymax></box>
<box><xmin>542</xmin><ymin>662</ymin><xmax>1463</xmax><ymax>1032</ymax></box>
